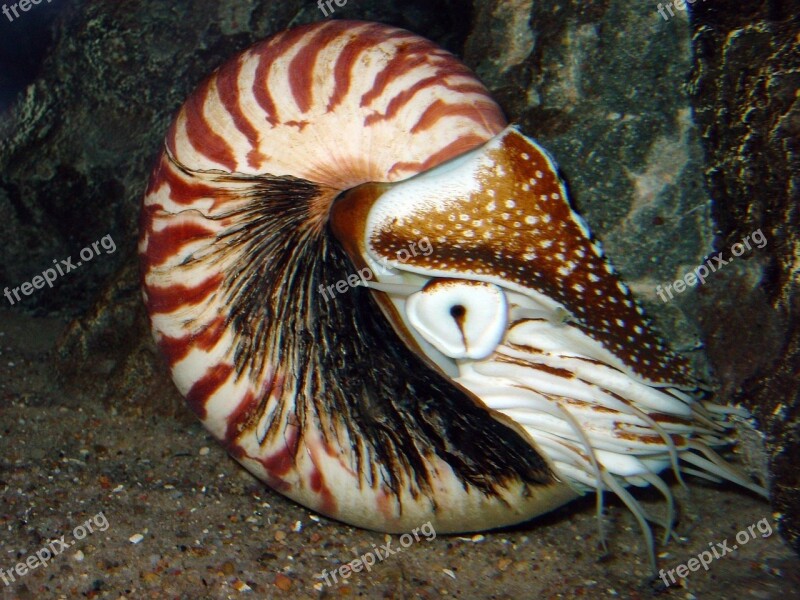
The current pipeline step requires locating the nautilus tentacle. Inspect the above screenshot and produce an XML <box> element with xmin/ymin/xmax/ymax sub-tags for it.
<box><xmin>140</xmin><ymin>20</ymin><xmax>765</xmax><ymax>566</ymax></box>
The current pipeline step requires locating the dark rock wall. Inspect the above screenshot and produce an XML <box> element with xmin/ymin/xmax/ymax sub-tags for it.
<box><xmin>465</xmin><ymin>0</ymin><xmax>714</xmax><ymax>363</ymax></box>
<box><xmin>687</xmin><ymin>0</ymin><xmax>800</xmax><ymax>551</ymax></box>
<box><xmin>0</xmin><ymin>0</ymin><xmax>472</xmax><ymax>315</ymax></box>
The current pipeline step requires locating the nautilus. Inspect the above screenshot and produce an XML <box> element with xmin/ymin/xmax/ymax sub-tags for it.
<box><xmin>139</xmin><ymin>20</ymin><xmax>765</xmax><ymax>569</ymax></box>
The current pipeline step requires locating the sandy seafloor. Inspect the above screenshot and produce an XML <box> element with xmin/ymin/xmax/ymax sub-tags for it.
<box><xmin>0</xmin><ymin>308</ymin><xmax>798</xmax><ymax>600</ymax></box>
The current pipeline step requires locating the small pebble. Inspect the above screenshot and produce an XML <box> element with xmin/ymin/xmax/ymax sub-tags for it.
<box><xmin>141</xmin><ymin>572</ymin><xmax>159</xmax><ymax>584</ymax></box>
<box><xmin>274</xmin><ymin>573</ymin><xmax>292</xmax><ymax>591</ymax></box>
<box><xmin>292</xmin><ymin>520</ymin><xmax>302</xmax><ymax>533</ymax></box>
<box><xmin>129</xmin><ymin>533</ymin><xmax>144</xmax><ymax>544</ymax></box>
<box><xmin>497</xmin><ymin>558</ymin><xmax>512</xmax><ymax>571</ymax></box>
<box><xmin>199</xmin><ymin>447</ymin><xmax>210</xmax><ymax>456</ymax></box>
<box><xmin>73</xmin><ymin>550</ymin><xmax>85</xmax><ymax>562</ymax></box>
<box><xmin>274</xmin><ymin>530</ymin><xmax>287</xmax><ymax>542</ymax></box>
<box><xmin>233</xmin><ymin>580</ymin><xmax>252</xmax><ymax>592</ymax></box>
<box><xmin>442</xmin><ymin>568</ymin><xmax>456</xmax><ymax>579</ymax></box>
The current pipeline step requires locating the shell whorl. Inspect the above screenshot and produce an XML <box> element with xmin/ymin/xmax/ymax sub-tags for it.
<box><xmin>140</xmin><ymin>20</ymin><xmax>575</xmax><ymax>533</ymax></box>
<box><xmin>143</xmin><ymin>19</ymin><xmax>506</xmax><ymax>396</ymax></box>
<box><xmin>158</xmin><ymin>20</ymin><xmax>505</xmax><ymax>222</ymax></box>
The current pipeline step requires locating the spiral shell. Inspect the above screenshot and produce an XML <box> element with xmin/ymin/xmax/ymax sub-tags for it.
<box><xmin>140</xmin><ymin>19</ymin><xmax>764</xmax><ymax>560</ymax></box>
<box><xmin>140</xmin><ymin>20</ymin><xmax>577</xmax><ymax>533</ymax></box>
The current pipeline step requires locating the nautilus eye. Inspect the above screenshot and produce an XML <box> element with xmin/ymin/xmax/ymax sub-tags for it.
<box><xmin>140</xmin><ymin>19</ymin><xmax>766</xmax><ymax>570</ymax></box>
<box><xmin>405</xmin><ymin>279</ymin><xmax>507</xmax><ymax>360</ymax></box>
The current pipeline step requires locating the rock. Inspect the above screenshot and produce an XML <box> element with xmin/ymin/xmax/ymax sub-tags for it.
<box><xmin>686</xmin><ymin>1</ymin><xmax>800</xmax><ymax>552</ymax></box>
<box><xmin>53</xmin><ymin>255</ymin><xmax>186</xmax><ymax>418</ymax></box>
<box><xmin>465</xmin><ymin>0</ymin><xmax>714</xmax><ymax>360</ymax></box>
<box><xmin>273</xmin><ymin>572</ymin><xmax>292</xmax><ymax>591</ymax></box>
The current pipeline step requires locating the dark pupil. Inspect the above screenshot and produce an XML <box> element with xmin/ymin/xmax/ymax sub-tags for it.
<box><xmin>450</xmin><ymin>304</ymin><xmax>466</xmax><ymax>319</ymax></box>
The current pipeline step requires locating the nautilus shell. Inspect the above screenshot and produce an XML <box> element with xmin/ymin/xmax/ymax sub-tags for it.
<box><xmin>140</xmin><ymin>20</ymin><xmax>765</xmax><ymax>567</ymax></box>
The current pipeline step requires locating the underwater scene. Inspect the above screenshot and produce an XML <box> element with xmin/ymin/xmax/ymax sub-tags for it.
<box><xmin>0</xmin><ymin>1</ymin><xmax>798</xmax><ymax>598</ymax></box>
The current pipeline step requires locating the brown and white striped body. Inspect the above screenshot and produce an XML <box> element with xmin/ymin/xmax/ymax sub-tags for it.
<box><xmin>140</xmin><ymin>20</ymin><xmax>764</xmax><ymax>565</ymax></box>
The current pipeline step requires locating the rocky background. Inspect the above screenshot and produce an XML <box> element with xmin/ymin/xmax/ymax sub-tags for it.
<box><xmin>0</xmin><ymin>0</ymin><xmax>797</xmax><ymax>596</ymax></box>
<box><xmin>686</xmin><ymin>0</ymin><xmax>800</xmax><ymax>554</ymax></box>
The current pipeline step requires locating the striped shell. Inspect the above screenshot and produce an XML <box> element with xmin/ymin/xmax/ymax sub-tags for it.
<box><xmin>140</xmin><ymin>20</ymin><xmax>574</xmax><ymax>533</ymax></box>
<box><xmin>140</xmin><ymin>20</ymin><xmax>764</xmax><ymax>563</ymax></box>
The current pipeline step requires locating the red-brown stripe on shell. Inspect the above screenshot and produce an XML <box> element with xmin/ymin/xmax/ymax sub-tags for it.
<box><xmin>141</xmin><ymin>20</ymin><xmax>765</xmax><ymax>570</ymax></box>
